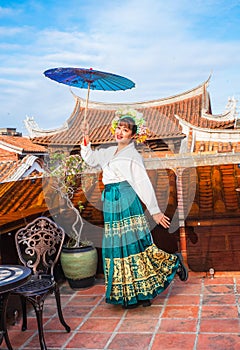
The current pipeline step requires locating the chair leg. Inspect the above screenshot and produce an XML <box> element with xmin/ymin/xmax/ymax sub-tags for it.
<box><xmin>54</xmin><ymin>285</ymin><xmax>71</xmax><ymax>332</ymax></box>
<box><xmin>0</xmin><ymin>293</ymin><xmax>13</xmax><ymax>350</ymax></box>
<box><xmin>20</xmin><ymin>296</ymin><xmax>28</xmax><ymax>331</ymax></box>
<box><xmin>31</xmin><ymin>299</ymin><xmax>47</xmax><ymax>350</ymax></box>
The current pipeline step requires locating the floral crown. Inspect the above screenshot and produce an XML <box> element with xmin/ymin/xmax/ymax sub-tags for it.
<box><xmin>110</xmin><ymin>108</ymin><xmax>150</xmax><ymax>143</ymax></box>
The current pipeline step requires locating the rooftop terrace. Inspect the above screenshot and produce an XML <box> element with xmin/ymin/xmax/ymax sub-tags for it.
<box><xmin>2</xmin><ymin>273</ymin><xmax>240</xmax><ymax>350</ymax></box>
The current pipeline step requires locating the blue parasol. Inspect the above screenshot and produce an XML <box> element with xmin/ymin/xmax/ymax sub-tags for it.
<box><xmin>43</xmin><ymin>67</ymin><xmax>135</xmax><ymax>121</ymax></box>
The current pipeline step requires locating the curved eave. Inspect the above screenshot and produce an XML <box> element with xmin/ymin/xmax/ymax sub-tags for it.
<box><xmin>71</xmin><ymin>78</ymin><xmax>210</xmax><ymax>110</ymax></box>
<box><xmin>33</xmin><ymin>78</ymin><xmax>210</xmax><ymax>137</ymax></box>
<box><xmin>176</xmin><ymin>110</ymin><xmax>235</xmax><ymax>129</ymax></box>
<box><xmin>202</xmin><ymin>110</ymin><xmax>235</xmax><ymax>122</ymax></box>
<box><xmin>31</xmin><ymin>78</ymin><xmax>211</xmax><ymax>146</ymax></box>
<box><xmin>176</xmin><ymin>116</ymin><xmax>239</xmax><ymax>140</ymax></box>
<box><xmin>24</xmin><ymin>116</ymin><xmax>69</xmax><ymax>138</ymax></box>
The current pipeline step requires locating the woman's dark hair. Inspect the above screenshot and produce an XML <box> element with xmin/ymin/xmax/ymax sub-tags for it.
<box><xmin>118</xmin><ymin>116</ymin><xmax>137</xmax><ymax>135</ymax></box>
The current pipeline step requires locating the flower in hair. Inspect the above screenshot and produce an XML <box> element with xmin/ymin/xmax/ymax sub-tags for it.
<box><xmin>110</xmin><ymin>108</ymin><xmax>150</xmax><ymax>143</ymax></box>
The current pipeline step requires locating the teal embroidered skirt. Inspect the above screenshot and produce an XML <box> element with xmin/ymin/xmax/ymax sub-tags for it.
<box><xmin>102</xmin><ymin>181</ymin><xmax>179</xmax><ymax>307</ymax></box>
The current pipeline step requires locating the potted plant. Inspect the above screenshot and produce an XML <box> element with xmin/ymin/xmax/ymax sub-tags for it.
<box><xmin>45</xmin><ymin>152</ymin><xmax>98</xmax><ymax>289</ymax></box>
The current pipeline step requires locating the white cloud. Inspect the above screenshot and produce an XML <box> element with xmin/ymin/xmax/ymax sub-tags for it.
<box><xmin>0</xmin><ymin>6</ymin><xmax>18</xmax><ymax>16</ymax></box>
<box><xmin>0</xmin><ymin>26</ymin><xmax>27</xmax><ymax>36</ymax></box>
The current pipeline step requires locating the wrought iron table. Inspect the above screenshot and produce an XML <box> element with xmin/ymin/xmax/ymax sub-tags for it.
<box><xmin>0</xmin><ymin>265</ymin><xmax>31</xmax><ymax>350</ymax></box>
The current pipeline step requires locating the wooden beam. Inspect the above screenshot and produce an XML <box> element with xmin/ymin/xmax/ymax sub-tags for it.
<box><xmin>186</xmin><ymin>217</ymin><xmax>240</xmax><ymax>227</ymax></box>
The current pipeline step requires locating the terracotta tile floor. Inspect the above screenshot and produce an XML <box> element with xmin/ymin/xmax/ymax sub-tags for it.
<box><xmin>2</xmin><ymin>274</ymin><xmax>240</xmax><ymax>350</ymax></box>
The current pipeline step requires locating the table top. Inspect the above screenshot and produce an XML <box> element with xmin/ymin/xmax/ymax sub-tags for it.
<box><xmin>0</xmin><ymin>265</ymin><xmax>31</xmax><ymax>294</ymax></box>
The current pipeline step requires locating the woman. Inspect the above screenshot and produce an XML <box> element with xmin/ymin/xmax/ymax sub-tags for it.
<box><xmin>81</xmin><ymin>109</ymin><xmax>188</xmax><ymax>309</ymax></box>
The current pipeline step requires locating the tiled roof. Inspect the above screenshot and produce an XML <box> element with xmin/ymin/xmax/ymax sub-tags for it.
<box><xmin>31</xmin><ymin>79</ymin><xmax>238</xmax><ymax>149</ymax></box>
<box><xmin>32</xmin><ymin>80</ymin><xmax>226</xmax><ymax>146</ymax></box>
<box><xmin>0</xmin><ymin>160</ymin><xmax>18</xmax><ymax>182</ymax></box>
<box><xmin>0</xmin><ymin>155</ymin><xmax>44</xmax><ymax>183</ymax></box>
<box><xmin>0</xmin><ymin>148</ymin><xmax>19</xmax><ymax>162</ymax></box>
<box><xmin>0</xmin><ymin>175</ymin><xmax>86</xmax><ymax>234</ymax></box>
<box><xmin>0</xmin><ymin>178</ymin><xmax>47</xmax><ymax>232</ymax></box>
<box><xmin>0</xmin><ymin>135</ymin><xmax>48</xmax><ymax>153</ymax></box>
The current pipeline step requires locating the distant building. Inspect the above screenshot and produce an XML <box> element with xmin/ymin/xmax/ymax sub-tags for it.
<box><xmin>0</xmin><ymin>127</ymin><xmax>22</xmax><ymax>137</ymax></box>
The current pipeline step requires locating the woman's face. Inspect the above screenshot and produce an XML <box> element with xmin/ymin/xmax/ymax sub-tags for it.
<box><xmin>115</xmin><ymin>123</ymin><xmax>133</xmax><ymax>145</ymax></box>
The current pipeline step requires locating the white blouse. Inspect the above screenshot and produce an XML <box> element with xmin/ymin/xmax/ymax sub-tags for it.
<box><xmin>81</xmin><ymin>142</ymin><xmax>161</xmax><ymax>216</ymax></box>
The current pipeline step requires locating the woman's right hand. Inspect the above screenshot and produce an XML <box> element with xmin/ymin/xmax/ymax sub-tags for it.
<box><xmin>81</xmin><ymin>121</ymin><xmax>90</xmax><ymax>145</ymax></box>
<box><xmin>81</xmin><ymin>121</ymin><xmax>90</xmax><ymax>136</ymax></box>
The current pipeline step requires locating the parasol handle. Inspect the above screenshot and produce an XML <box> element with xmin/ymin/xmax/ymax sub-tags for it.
<box><xmin>84</xmin><ymin>82</ymin><xmax>91</xmax><ymax>122</ymax></box>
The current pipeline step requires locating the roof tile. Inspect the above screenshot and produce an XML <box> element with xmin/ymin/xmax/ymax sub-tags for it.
<box><xmin>0</xmin><ymin>135</ymin><xmax>48</xmax><ymax>153</ymax></box>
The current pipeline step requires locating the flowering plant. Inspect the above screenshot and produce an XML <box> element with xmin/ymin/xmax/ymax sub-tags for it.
<box><xmin>110</xmin><ymin>108</ymin><xmax>150</xmax><ymax>143</ymax></box>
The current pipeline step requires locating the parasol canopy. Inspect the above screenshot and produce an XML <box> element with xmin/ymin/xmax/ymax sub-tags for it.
<box><xmin>43</xmin><ymin>67</ymin><xmax>135</xmax><ymax>121</ymax></box>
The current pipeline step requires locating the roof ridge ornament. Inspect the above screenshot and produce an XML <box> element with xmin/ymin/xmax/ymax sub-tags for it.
<box><xmin>224</xmin><ymin>96</ymin><xmax>239</xmax><ymax>127</ymax></box>
<box><xmin>24</xmin><ymin>116</ymin><xmax>68</xmax><ymax>138</ymax></box>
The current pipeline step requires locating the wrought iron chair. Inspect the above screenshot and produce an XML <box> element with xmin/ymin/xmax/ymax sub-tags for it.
<box><xmin>12</xmin><ymin>216</ymin><xmax>71</xmax><ymax>350</ymax></box>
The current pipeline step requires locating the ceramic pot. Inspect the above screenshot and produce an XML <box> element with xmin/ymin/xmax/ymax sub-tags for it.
<box><xmin>60</xmin><ymin>245</ymin><xmax>98</xmax><ymax>288</ymax></box>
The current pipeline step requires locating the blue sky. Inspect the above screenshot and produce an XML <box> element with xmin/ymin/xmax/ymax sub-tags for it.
<box><xmin>1</xmin><ymin>0</ymin><xmax>240</xmax><ymax>135</ymax></box>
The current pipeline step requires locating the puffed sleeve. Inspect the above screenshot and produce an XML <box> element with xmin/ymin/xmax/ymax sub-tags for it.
<box><xmin>80</xmin><ymin>143</ymin><xmax>103</xmax><ymax>168</ymax></box>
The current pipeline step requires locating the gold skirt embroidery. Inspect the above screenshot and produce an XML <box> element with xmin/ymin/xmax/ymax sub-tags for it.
<box><xmin>105</xmin><ymin>244</ymin><xmax>178</xmax><ymax>302</ymax></box>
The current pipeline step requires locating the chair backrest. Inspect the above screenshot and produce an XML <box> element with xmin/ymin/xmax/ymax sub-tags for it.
<box><xmin>15</xmin><ymin>216</ymin><xmax>65</xmax><ymax>276</ymax></box>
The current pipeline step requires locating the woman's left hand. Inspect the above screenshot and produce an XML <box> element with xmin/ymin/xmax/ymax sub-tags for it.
<box><xmin>152</xmin><ymin>212</ymin><xmax>171</xmax><ymax>229</ymax></box>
